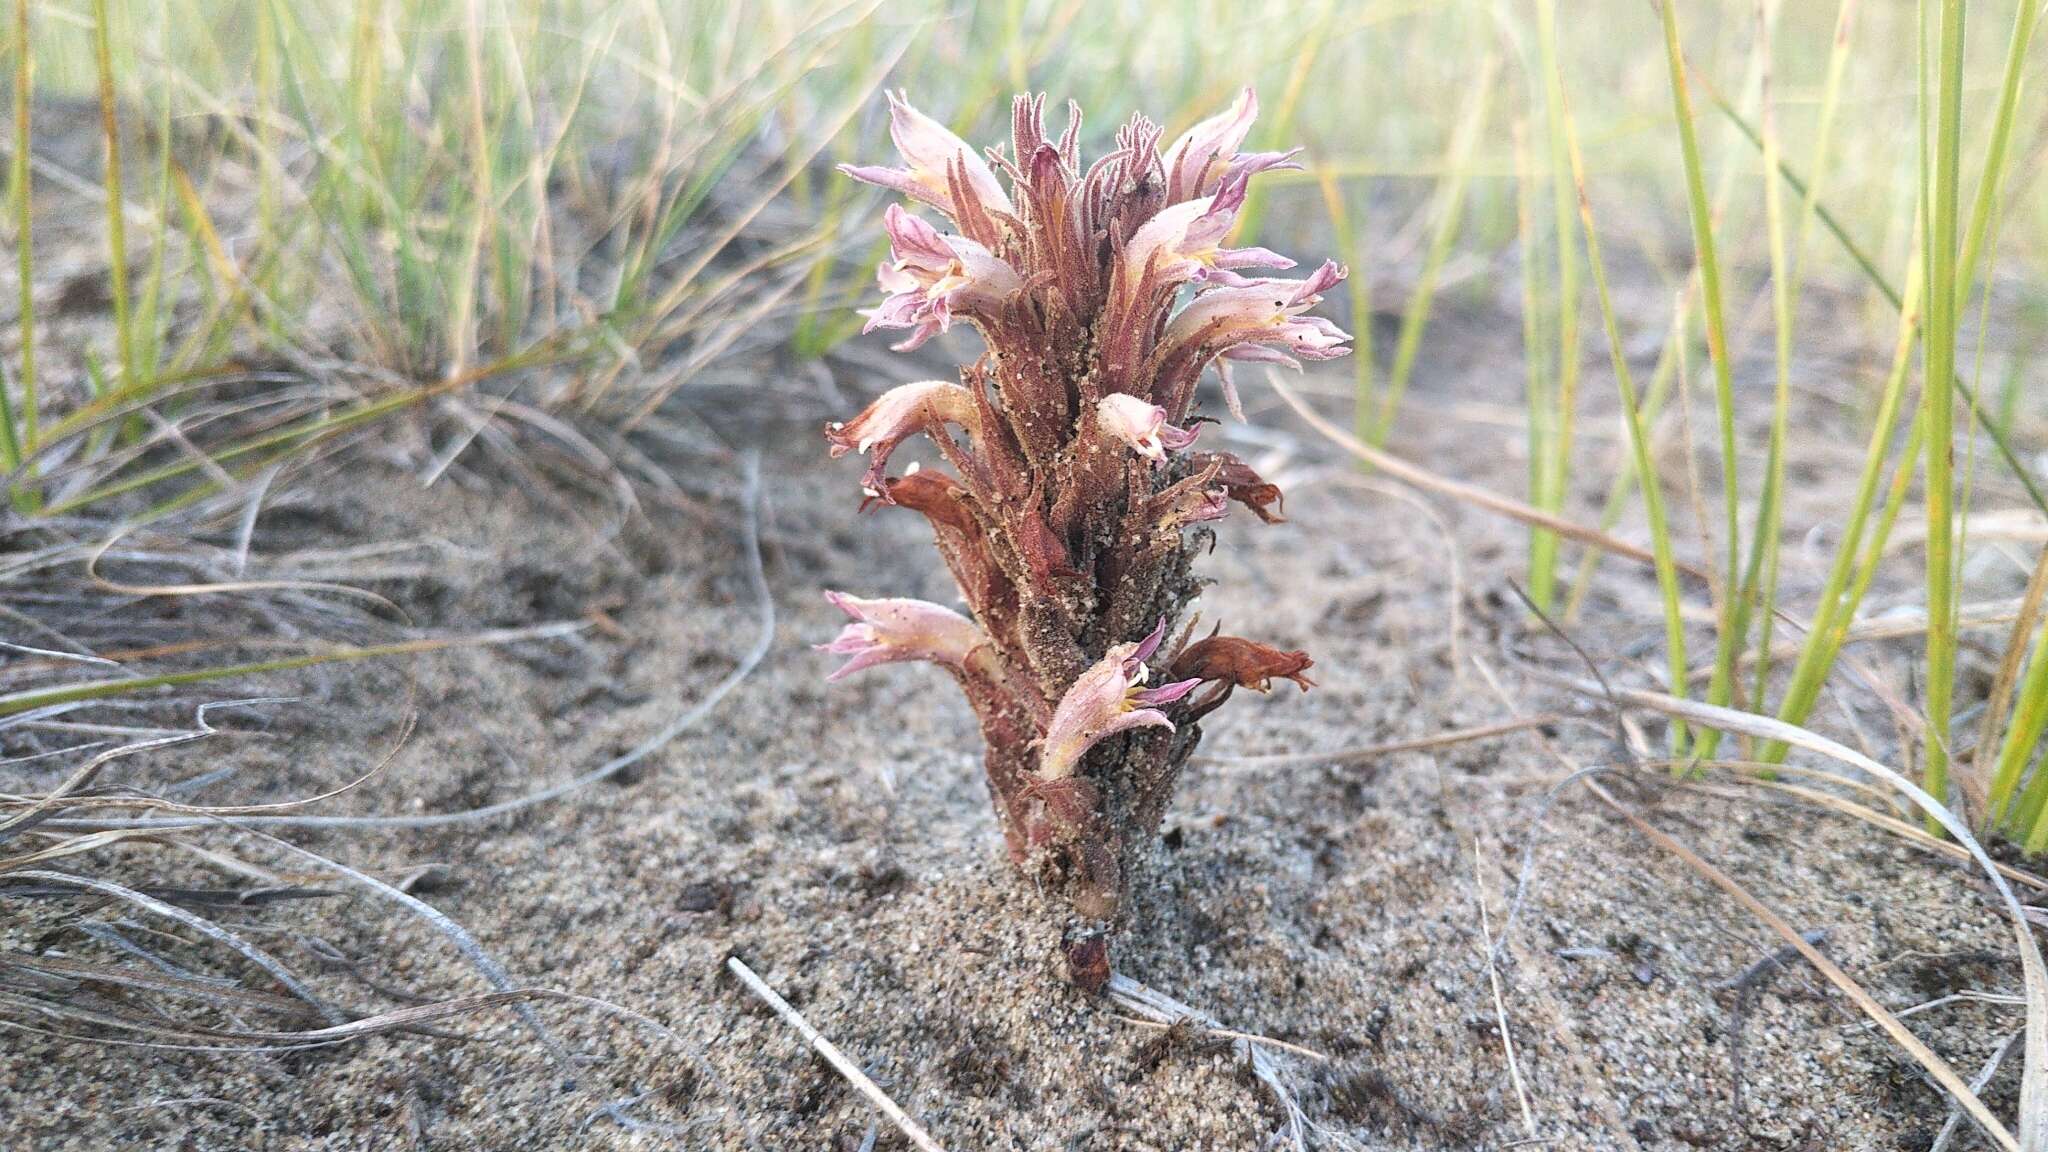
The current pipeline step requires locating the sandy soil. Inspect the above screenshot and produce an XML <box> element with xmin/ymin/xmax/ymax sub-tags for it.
<box><xmin>5</xmin><ymin>291</ymin><xmax>2037</xmax><ymax>1151</ymax></box>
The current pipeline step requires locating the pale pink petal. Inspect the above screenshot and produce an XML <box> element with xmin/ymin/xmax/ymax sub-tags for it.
<box><xmin>1130</xmin><ymin>677</ymin><xmax>1203</xmax><ymax>708</ymax></box>
<box><xmin>838</xmin><ymin>163</ymin><xmax>947</xmax><ymax>213</ymax></box>
<box><xmin>1129</xmin><ymin>616</ymin><xmax>1171</xmax><ymax>666</ymax></box>
<box><xmin>1096</xmin><ymin>393</ymin><xmax>1194</xmax><ymax>463</ymax></box>
<box><xmin>1163</xmin><ymin>87</ymin><xmax>1258</xmax><ymax>202</ymax></box>
<box><xmin>839</xmin><ymin>92</ymin><xmax>1015</xmax><ymax>221</ymax></box>
<box><xmin>816</xmin><ymin>591</ymin><xmax>988</xmax><ymax>681</ymax></box>
<box><xmin>881</xmin><ymin>203</ymin><xmax>957</xmax><ymax>267</ymax></box>
<box><xmin>824</xmin><ymin>380</ymin><xmax>981</xmax><ymax>491</ymax></box>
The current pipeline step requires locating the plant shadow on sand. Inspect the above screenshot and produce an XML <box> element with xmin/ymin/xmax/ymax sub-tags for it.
<box><xmin>5</xmin><ymin>285</ymin><xmax>2034</xmax><ymax>1149</ymax></box>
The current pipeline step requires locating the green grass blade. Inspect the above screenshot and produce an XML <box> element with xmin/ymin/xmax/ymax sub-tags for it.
<box><xmin>1526</xmin><ymin>0</ymin><xmax>1578</xmax><ymax>614</ymax></box>
<box><xmin>1561</xmin><ymin>84</ymin><xmax>1689</xmax><ymax>755</ymax></box>
<box><xmin>1953</xmin><ymin>0</ymin><xmax>2038</xmax><ymax>317</ymax></box>
<box><xmin>1764</xmin><ymin>233</ymin><xmax>1923</xmax><ymax>764</ymax></box>
<box><xmin>0</xmin><ymin>626</ymin><xmax>586</xmax><ymax>719</ymax></box>
<box><xmin>1918</xmin><ymin>0</ymin><xmax>1964</xmax><ymax>818</ymax></box>
<box><xmin>1561</xmin><ymin>299</ymin><xmax>1682</xmax><ymax>626</ymax></box>
<box><xmin>1312</xmin><ymin>163</ymin><xmax>1375</xmax><ymax>451</ymax></box>
<box><xmin>1742</xmin><ymin>7</ymin><xmax>1793</xmax><ymax>721</ymax></box>
<box><xmin>1515</xmin><ymin>120</ymin><xmax>1557</xmax><ymax>604</ymax></box>
<box><xmin>1790</xmin><ymin>0</ymin><xmax>1858</xmax><ymax>286</ymax></box>
<box><xmin>1697</xmin><ymin>56</ymin><xmax>2048</xmax><ymax>522</ymax></box>
<box><xmin>1660</xmin><ymin>0</ymin><xmax>1742</xmax><ymax>755</ymax></box>
<box><xmin>1373</xmin><ymin>54</ymin><xmax>1497</xmax><ymax>449</ymax></box>
<box><xmin>6</xmin><ymin>0</ymin><xmax>32</xmax><ymax>475</ymax></box>
<box><xmin>1987</xmin><ymin>552</ymin><xmax>2048</xmax><ymax>830</ymax></box>
<box><xmin>89</xmin><ymin>0</ymin><xmax>135</xmax><ymax>393</ymax></box>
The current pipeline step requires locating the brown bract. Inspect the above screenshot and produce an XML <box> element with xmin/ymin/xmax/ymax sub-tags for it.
<box><xmin>1170</xmin><ymin>635</ymin><xmax>1317</xmax><ymax>693</ymax></box>
<box><xmin>818</xmin><ymin>89</ymin><xmax>1350</xmax><ymax>971</ymax></box>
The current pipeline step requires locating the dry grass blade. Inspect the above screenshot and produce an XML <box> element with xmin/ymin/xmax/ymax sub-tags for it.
<box><xmin>726</xmin><ymin>956</ymin><xmax>949</xmax><ymax>1152</ymax></box>
<box><xmin>2</xmin><ymin>868</ymin><xmax>345</xmax><ymax>1028</ymax></box>
<box><xmin>1270</xmin><ymin>370</ymin><xmax>1703</xmax><ymax>579</ymax></box>
<box><xmin>1472</xmin><ymin>849</ymin><xmax>1538</xmax><ymax>1140</ymax></box>
<box><xmin>0</xmin><ymin>982</ymin><xmax>696</xmax><ymax>1054</ymax></box>
<box><xmin>5</xmin><ymin>951</ymin><xmax>315</xmax><ymax>1020</ymax></box>
<box><xmin>243</xmin><ymin>829</ymin><xmax>568</xmax><ymax>1065</ymax></box>
<box><xmin>41</xmin><ymin>451</ymin><xmax>770</xmax><ymax>834</ymax></box>
<box><xmin>1556</xmin><ymin>684</ymin><xmax>2047</xmax><ymax>1148</ymax></box>
<box><xmin>1107</xmin><ymin>1013</ymin><xmax>1331</xmax><ymax>1063</ymax></box>
<box><xmin>1193</xmin><ymin>713</ymin><xmax>1561</xmax><ymax>771</ymax></box>
<box><xmin>1679</xmin><ymin>770</ymin><xmax>2048</xmax><ymax>895</ymax></box>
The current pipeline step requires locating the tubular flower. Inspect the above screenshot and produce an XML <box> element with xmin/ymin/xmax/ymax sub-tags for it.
<box><xmin>816</xmin><ymin>592</ymin><xmax>989</xmax><ymax>682</ymax></box>
<box><xmin>1119</xmin><ymin>172</ymin><xmax>1292</xmax><ymax>292</ymax></box>
<box><xmin>1160</xmin><ymin>87</ymin><xmax>1300</xmax><ymax>203</ymax></box>
<box><xmin>1161</xmin><ymin>259</ymin><xmax>1352</xmax><ymax>419</ymax></box>
<box><xmin>865</xmin><ymin>206</ymin><xmax>1024</xmax><ymax>350</ymax></box>
<box><xmin>1096</xmin><ymin>394</ymin><xmax>1198</xmax><ymax>464</ymax></box>
<box><xmin>1181</xmin><ymin>487</ymin><xmax>1231</xmax><ymax>525</ymax></box>
<box><xmin>824</xmin><ymin>379</ymin><xmax>982</xmax><ymax>495</ymax></box>
<box><xmin>1163</xmin><ymin>260</ymin><xmax>1353</xmax><ymax>370</ymax></box>
<box><xmin>1138</xmin><ymin>470</ymin><xmax>1231</xmax><ymax>533</ymax></box>
<box><xmin>840</xmin><ymin>90</ymin><xmax>1014</xmax><ymax>222</ymax></box>
<box><xmin>1039</xmin><ymin>621</ymin><xmax>1201</xmax><ymax>780</ymax></box>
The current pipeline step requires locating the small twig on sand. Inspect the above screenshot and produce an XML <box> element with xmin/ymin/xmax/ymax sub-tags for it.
<box><xmin>1933</xmin><ymin>1031</ymin><xmax>2023</xmax><ymax>1152</ymax></box>
<box><xmin>1717</xmin><ymin>931</ymin><xmax>1830</xmax><ymax>995</ymax></box>
<box><xmin>1717</xmin><ymin>930</ymin><xmax>1829</xmax><ymax>1123</ymax></box>
<box><xmin>1473</xmin><ymin>850</ymin><xmax>1539</xmax><ymax>1141</ymax></box>
<box><xmin>1104</xmin><ymin>972</ymin><xmax>1314</xmax><ymax>1152</ymax></box>
<box><xmin>725</xmin><ymin>957</ymin><xmax>949</xmax><ymax>1152</ymax></box>
<box><xmin>1195</xmin><ymin>713</ymin><xmax>1563</xmax><ymax>771</ymax></box>
<box><xmin>1108</xmin><ymin>1013</ymin><xmax>1332</xmax><ymax>1063</ymax></box>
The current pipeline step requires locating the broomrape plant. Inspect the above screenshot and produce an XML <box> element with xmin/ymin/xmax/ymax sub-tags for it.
<box><xmin>818</xmin><ymin>89</ymin><xmax>1345</xmax><ymax>981</ymax></box>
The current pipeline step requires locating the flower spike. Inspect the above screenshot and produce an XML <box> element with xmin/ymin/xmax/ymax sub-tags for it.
<box><xmin>823</xmin><ymin>90</ymin><xmax>1336</xmax><ymax>953</ymax></box>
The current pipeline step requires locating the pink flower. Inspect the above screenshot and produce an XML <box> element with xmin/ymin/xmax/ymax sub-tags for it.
<box><xmin>1161</xmin><ymin>260</ymin><xmax>1352</xmax><ymax>417</ymax></box>
<box><xmin>1160</xmin><ymin>88</ymin><xmax>1302</xmax><ymax>203</ymax></box>
<box><xmin>824</xmin><ymin>379</ymin><xmax>982</xmax><ymax>494</ymax></box>
<box><xmin>816</xmin><ymin>591</ymin><xmax>989</xmax><ymax>682</ymax></box>
<box><xmin>1164</xmin><ymin>260</ymin><xmax>1352</xmax><ymax>364</ymax></box>
<box><xmin>864</xmin><ymin>205</ymin><xmax>1024</xmax><ymax>351</ymax></box>
<box><xmin>1120</xmin><ymin>171</ymin><xmax>1293</xmax><ymax>292</ymax></box>
<box><xmin>1096</xmin><ymin>393</ymin><xmax>1198</xmax><ymax>463</ymax></box>
<box><xmin>1038</xmin><ymin>620</ymin><xmax>1202</xmax><ymax>779</ymax></box>
<box><xmin>840</xmin><ymin>91</ymin><xmax>1014</xmax><ymax>222</ymax></box>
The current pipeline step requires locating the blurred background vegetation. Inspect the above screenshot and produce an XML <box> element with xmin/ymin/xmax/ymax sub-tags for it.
<box><xmin>10</xmin><ymin>1</ymin><xmax>2040</xmax><ymax>397</ymax></box>
<box><xmin>3</xmin><ymin>1</ymin><xmax>2045</xmax><ymax>834</ymax></box>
